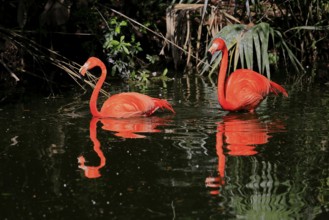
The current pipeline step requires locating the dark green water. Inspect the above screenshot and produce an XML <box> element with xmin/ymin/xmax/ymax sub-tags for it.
<box><xmin>0</xmin><ymin>76</ymin><xmax>328</xmax><ymax>219</ymax></box>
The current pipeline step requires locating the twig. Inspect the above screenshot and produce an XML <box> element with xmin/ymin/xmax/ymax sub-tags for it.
<box><xmin>109</xmin><ymin>8</ymin><xmax>204</xmax><ymax>65</ymax></box>
<box><xmin>95</xmin><ymin>7</ymin><xmax>111</xmax><ymax>31</ymax></box>
<box><xmin>171</xmin><ymin>200</ymin><xmax>176</xmax><ymax>220</ymax></box>
<box><xmin>2</xmin><ymin>27</ymin><xmax>110</xmax><ymax>96</ymax></box>
<box><xmin>0</xmin><ymin>59</ymin><xmax>20</xmax><ymax>82</ymax></box>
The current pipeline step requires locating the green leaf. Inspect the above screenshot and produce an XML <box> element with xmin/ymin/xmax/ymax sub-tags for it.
<box><xmin>215</xmin><ymin>24</ymin><xmax>245</xmax><ymax>49</ymax></box>
<box><xmin>120</xmin><ymin>21</ymin><xmax>127</xmax><ymax>26</ymax></box>
<box><xmin>244</xmin><ymin>31</ymin><xmax>253</xmax><ymax>69</ymax></box>
<box><xmin>103</xmin><ymin>39</ymin><xmax>110</xmax><ymax>49</ymax></box>
<box><xmin>233</xmin><ymin>36</ymin><xmax>241</xmax><ymax>71</ymax></box>
<box><xmin>258</xmin><ymin>23</ymin><xmax>270</xmax><ymax>78</ymax></box>
<box><xmin>111</xmin><ymin>40</ymin><xmax>120</xmax><ymax>46</ymax></box>
<box><xmin>123</xmin><ymin>42</ymin><xmax>131</xmax><ymax>47</ymax></box>
<box><xmin>115</xmin><ymin>26</ymin><xmax>121</xmax><ymax>34</ymax></box>
<box><xmin>239</xmin><ymin>38</ymin><xmax>245</xmax><ymax>69</ymax></box>
<box><xmin>123</xmin><ymin>45</ymin><xmax>130</xmax><ymax>54</ymax></box>
<box><xmin>110</xmin><ymin>18</ymin><xmax>117</xmax><ymax>25</ymax></box>
<box><xmin>204</xmin><ymin>22</ymin><xmax>304</xmax><ymax>78</ymax></box>
<box><xmin>163</xmin><ymin>68</ymin><xmax>168</xmax><ymax>76</ymax></box>
<box><xmin>253</xmin><ymin>30</ymin><xmax>262</xmax><ymax>72</ymax></box>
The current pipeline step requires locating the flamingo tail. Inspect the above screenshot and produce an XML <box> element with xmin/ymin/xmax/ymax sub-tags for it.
<box><xmin>151</xmin><ymin>98</ymin><xmax>175</xmax><ymax>114</ymax></box>
<box><xmin>270</xmin><ymin>81</ymin><xmax>288</xmax><ymax>97</ymax></box>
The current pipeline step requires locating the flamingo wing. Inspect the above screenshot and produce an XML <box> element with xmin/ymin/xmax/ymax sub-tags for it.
<box><xmin>225</xmin><ymin>69</ymin><xmax>271</xmax><ymax>111</ymax></box>
<box><xmin>100</xmin><ymin>92</ymin><xmax>174</xmax><ymax>118</ymax></box>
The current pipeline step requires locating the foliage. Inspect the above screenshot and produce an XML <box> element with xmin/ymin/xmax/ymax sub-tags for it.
<box><xmin>99</xmin><ymin>12</ymin><xmax>173</xmax><ymax>88</ymax></box>
<box><xmin>186</xmin><ymin>0</ymin><xmax>329</xmax><ymax>80</ymax></box>
<box><xmin>129</xmin><ymin>67</ymin><xmax>172</xmax><ymax>90</ymax></box>
<box><xmin>1</xmin><ymin>0</ymin><xmax>329</xmax><ymax>95</ymax></box>
<box><xmin>102</xmin><ymin>17</ymin><xmax>142</xmax><ymax>79</ymax></box>
<box><xmin>229</xmin><ymin>0</ymin><xmax>329</xmax><ymax>63</ymax></box>
<box><xmin>203</xmin><ymin>23</ymin><xmax>304</xmax><ymax>78</ymax></box>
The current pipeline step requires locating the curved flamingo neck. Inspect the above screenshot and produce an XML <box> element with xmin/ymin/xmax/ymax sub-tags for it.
<box><xmin>90</xmin><ymin>60</ymin><xmax>107</xmax><ymax>117</ymax></box>
<box><xmin>217</xmin><ymin>46</ymin><xmax>233</xmax><ymax>110</ymax></box>
<box><xmin>216</xmin><ymin>125</ymin><xmax>225</xmax><ymax>181</ymax></box>
<box><xmin>90</xmin><ymin>118</ymin><xmax>106</xmax><ymax>168</ymax></box>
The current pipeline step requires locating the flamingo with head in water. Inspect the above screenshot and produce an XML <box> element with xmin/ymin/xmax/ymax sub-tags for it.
<box><xmin>79</xmin><ymin>57</ymin><xmax>175</xmax><ymax>118</ymax></box>
<box><xmin>208</xmin><ymin>38</ymin><xmax>288</xmax><ymax>113</ymax></box>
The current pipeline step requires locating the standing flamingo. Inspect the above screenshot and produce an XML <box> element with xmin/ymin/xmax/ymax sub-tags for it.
<box><xmin>208</xmin><ymin>38</ymin><xmax>288</xmax><ymax>112</ymax></box>
<box><xmin>79</xmin><ymin>57</ymin><xmax>175</xmax><ymax>118</ymax></box>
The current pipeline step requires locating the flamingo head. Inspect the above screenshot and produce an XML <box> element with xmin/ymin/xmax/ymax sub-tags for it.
<box><xmin>79</xmin><ymin>57</ymin><xmax>101</xmax><ymax>76</ymax></box>
<box><xmin>208</xmin><ymin>38</ymin><xmax>227</xmax><ymax>55</ymax></box>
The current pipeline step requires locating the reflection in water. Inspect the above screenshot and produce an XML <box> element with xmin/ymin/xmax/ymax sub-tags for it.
<box><xmin>2</xmin><ymin>74</ymin><xmax>329</xmax><ymax>219</ymax></box>
<box><xmin>78</xmin><ymin>118</ymin><xmax>106</xmax><ymax>178</ymax></box>
<box><xmin>205</xmin><ymin>113</ymin><xmax>285</xmax><ymax>195</ymax></box>
<box><xmin>100</xmin><ymin>116</ymin><xmax>172</xmax><ymax>139</ymax></box>
<box><xmin>78</xmin><ymin>116</ymin><xmax>172</xmax><ymax>178</ymax></box>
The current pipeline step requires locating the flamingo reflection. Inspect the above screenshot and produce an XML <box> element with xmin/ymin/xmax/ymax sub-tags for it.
<box><xmin>78</xmin><ymin>116</ymin><xmax>171</xmax><ymax>178</ymax></box>
<box><xmin>205</xmin><ymin>113</ymin><xmax>285</xmax><ymax>195</ymax></box>
<box><xmin>78</xmin><ymin>117</ymin><xmax>105</xmax><ymax>178</ymax></box>
<box><xmin>100</xmin><ymin>116</ymin><xmax>172</xmax><ymax>139</ymax></box>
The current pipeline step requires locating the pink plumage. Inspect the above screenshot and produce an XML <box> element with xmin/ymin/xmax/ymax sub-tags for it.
<box><xmin>79</xmin><ymin>57</ymin><xmax>175</xmax><ymax>118</ymax></box>
<box><xmin>208</xmin><ymin>38</ymin><xmax>288</xmax><ymax>112</ymax></box>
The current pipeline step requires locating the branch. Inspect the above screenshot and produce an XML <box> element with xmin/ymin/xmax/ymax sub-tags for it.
<box><xmin>0</xmin><ymin>59</ymin><xmax>20</xmax><ymax>82</ymax></box>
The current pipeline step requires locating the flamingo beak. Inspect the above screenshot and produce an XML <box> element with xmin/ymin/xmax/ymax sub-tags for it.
<box><xmin>79</xmin><ymin>67</ymin><xmax>85</xmax><ymax>81</ymax></box>
<box><xmin>207</xmin><ymin>50</ymin><xmax>213</xmax><ymax>63</ymax></box>
<box><xmin>79</xmin><ymin>62</ymin><xmax>89</xmax><ymax>80</ymax></box>
<box><xmin>207</xmin><ymin>42</ymin><xmax>223</xmax><ymax>64</ymax></box>
<box><xmin>208</xmin><ymin>43</ymin><xmax>218</xmax><ymax>55</ymax></box>
<box><xmin>207</xmin><ymin>43</ymin><xmax>218</xmax><ymax>63</ymax></box>
<box><xmin>79</xmin><ymin>65</ymin><xmax>86</xmax><ymax>75</ymax></box>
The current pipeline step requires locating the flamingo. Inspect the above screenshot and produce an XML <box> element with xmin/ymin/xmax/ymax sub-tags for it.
<box><xmin>79</xmin><ymin>57</ymin><xmax>175</xmax><ymax>118</ymax></box>
<box><xmin>208</xmin><ymin>38</ymin><xmax>288</xmax><ymax>112</ymax></box>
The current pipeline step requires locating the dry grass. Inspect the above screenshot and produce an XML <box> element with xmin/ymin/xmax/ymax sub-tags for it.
<box><xmin>0</xmin><ymin>27</ymin><xmax>108</xmax><ymax>96</ymax></box>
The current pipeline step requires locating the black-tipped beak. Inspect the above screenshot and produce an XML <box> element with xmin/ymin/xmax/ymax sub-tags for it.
<box><xmin>79</xmin><ymin>73</ymin><xmax>85</xmax><ymax>82</ymax></box>
<box><xmin>79</xmin><ymin>68</ymin><xmax>85</xmax><ymax>82</ymax></box>
<box><xmin>79</xmin><ymin>65</ymin><xmax>87</xmax><ymax>82</ymax></box>
<box><xmin>207</xmin><ymin>51</ymin><xmax>213</xmax><ymax>63</ymax></box>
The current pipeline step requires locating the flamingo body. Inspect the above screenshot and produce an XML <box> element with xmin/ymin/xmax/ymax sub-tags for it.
<box><xmin>79</xmin><ymin>57</ymin><xmax>175</xmax><ymax>118</ymax></box>
<box><xmin>100</xmin><ymin>92</ymin><xmax>173</xmax><ymax>118</ymax></box>
<box><xmin>208</xmin><ymin>38</ymin><xmax>288</xmax><ymax>112</ymax></box>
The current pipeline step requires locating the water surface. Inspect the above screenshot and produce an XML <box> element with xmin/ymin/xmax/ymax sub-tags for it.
<box><xmin>0</xmin><ymin>76</ymin><xmax>328</xmax><ymax>219</ymax></box>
